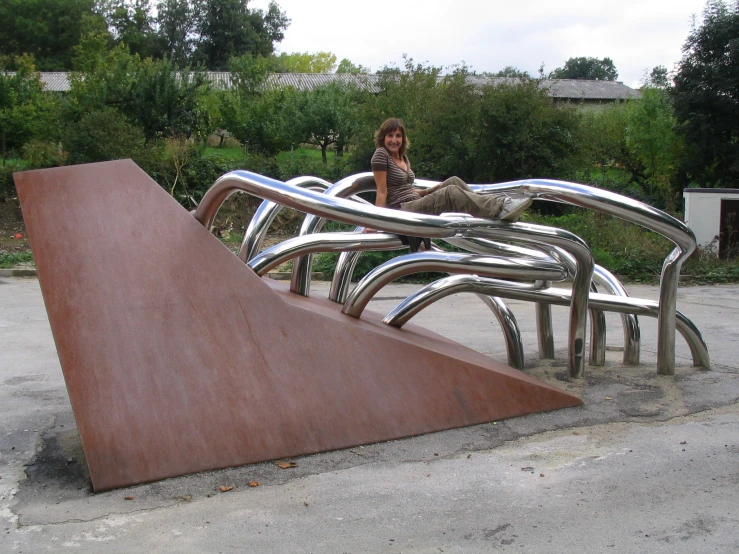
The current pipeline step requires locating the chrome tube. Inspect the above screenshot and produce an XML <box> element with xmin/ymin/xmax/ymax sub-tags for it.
<box><xmin>593</xmin><ymin>266</ymin><xmax>641</xmax><ymax>364</ymax></box>
<box><xmin>248</xmin><ymin>232</ymin><xmax>405</xmax><ymax>276</ymax></box>
<box><xmin>380</xmin><ymin>274</ymin><xmax>536</xmax><ymax>370</ymax></box>
<box><xmin>342</xmin><ymin>251</ymin><xmax>567</xmax><ymax>318</ymax></box>
<box><xmin>293</xmin><ymin>174</ymin><xmax>441</xmax><ymax>297</ymax></box>
<box><xmin>477</xmin><ymin>294</ymin><xmax>526</xmax><ymax>370</ymax></box>
<box><xmin>535</xmin><ymin>300</ymin><xmax>556</xmax><ymax>359</ymax></box>
<box><xmin>471</xmin><ymin>178</ymin><xmax>696</xmax><ymax>375</ymax></box>
<box><xmin>463</xmin><ymin>223</ymin><xmax>594</xmax><ymax>379</ymax></box>
<box><xmin>384</xmin><ymin>275</ymin><xmax>709</xmax><ymax>369</ymax></box>
<box><xmin>239</xmin><ymin>177</ymin><xmax>332</xmax><ymax>262</ymax></box>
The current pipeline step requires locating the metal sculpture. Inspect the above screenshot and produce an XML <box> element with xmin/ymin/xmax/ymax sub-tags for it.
<box><xmin>14</xmin><ymin>160</ymin><xmax>708</xmax><ymax>490</ymax></box>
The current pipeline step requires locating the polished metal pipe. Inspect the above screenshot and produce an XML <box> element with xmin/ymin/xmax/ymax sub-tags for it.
<box><xmin>477</xmin><ymin>294</ymin><xmax>526</xmax><ymax>370</ymax></box>
<box><xmin>593</xmin><ymin>266</ymin><xmax>641</xmax><ymax>364</ymax></box>
<box><xmin>240</xmin><ymin>177</ymin><xmax>332</xmax><ymax>262</ymax></box>
<box><xmin>471</xmin><ymin>178</ymin><xmax>696</xmax><ymax>375</ymax></box>
<box><xmin>342</xmin><ymin>251</ymin><xmax>567</xmax><ymax>318</ymax></box>
<box><xmin>380</xmin><ymin>274</ymin><xmax>539</xmax><ymax>369</ymax></box>
<box><xmin>462</xmin><ymin>223</ymin><xmax>594</xmax><ymax>378</ymax></box>
<box><xmin>383</xmin><ymin>275</ymin><xmax>709</xmax><ymax>369</ymax></box>
<box><xmin>248</xmin><ymin>232</ymin><xmax>405</xmax><ymax>276</ymax></box>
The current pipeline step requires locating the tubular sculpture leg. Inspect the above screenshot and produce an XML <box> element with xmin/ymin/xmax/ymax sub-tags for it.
<box><xmin>477</xmin><ymin>294</ymin><xmax>526</xmax><ymax>370</ymax></box>
<box><xmin>536</xmin><ymin>288</ymin><xmax>555</xmax><ymax>359</ymax></box>
<box><xmin>330</xmin><ymin>250</ymin><xmax>362</xmax><ymax>303</ymax></box>
<box><xmin>593</xmin><ymin>265</ymin><xmax>640</xmax><ymax>365</ymax></box>
<box><xmin>589</xmin><ymin>283</ymin><xmax>607</xmax><ymax>366</ymax></box>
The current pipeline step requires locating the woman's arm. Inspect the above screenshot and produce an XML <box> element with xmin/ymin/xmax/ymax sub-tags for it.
<box><xmin>373</xmin><ymin>169</ymin><xmax>388</xmax><ymax>208</ymax></box>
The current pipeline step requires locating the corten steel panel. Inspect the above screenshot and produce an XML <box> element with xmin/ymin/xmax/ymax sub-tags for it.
<box><xmin>14</xmin><ymin>160</ymin><xmax>582</xmax><ymax>491</ymax></box>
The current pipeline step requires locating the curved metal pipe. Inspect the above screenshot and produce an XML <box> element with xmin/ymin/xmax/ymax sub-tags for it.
<box><xmin>342</xmin><ymin>251</ymin><xmax>568</xmax><ymax>318</ymax></box>
<box><xmin>292</xmin><ymin>174</ymin><xmax>442</xmax><ymax>296</ymax></box>
<box><xmin>240</xmin><ymin>176</ymin><xmax>332</xmax><ymax>262</ymax></box>
<box><xmin>593</xmin><ymin>266</ymin><xmax>641</xmax><ymax>364</ymax></box>
<box><xmin>329</xmin><ymin>238</ymin><xmax>446</xmax><ymax>304</ymax></box>
<box><xmin>384</xmin><ymin>275</ymin><xmax>709</xmax><ymax>369</ymax></box>
<box><xmin>248</xmin><ymin>232</ymin><xmax>405</xmax><ymax>276</ymax></box>
<box><xmin>477</xmin><ymin>294</ymin><xmax>526</xmax><ymax>370</ymax></box>
<box><xmin>471</xmin><ymin>178</ymin><xmax>696</xmax><ymax>375</ymax></box>
<box><xmin>461</xmin><ymin>223</ymin><xmax>594</xmax><ymax>379</ymax></box>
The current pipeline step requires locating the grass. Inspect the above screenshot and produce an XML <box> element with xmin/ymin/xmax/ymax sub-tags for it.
<box><xmin>203</xmin><ymin>147</ymin><xmax>245</xmax><ymax>162</ymax></box>
<box><xmin>0</xmin><ymin>250</ymin><xmax>33</xmax><ymax>268</ymax></box>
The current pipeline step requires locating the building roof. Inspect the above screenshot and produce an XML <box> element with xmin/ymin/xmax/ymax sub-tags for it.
<box><xmin>15</xmin><ymin>72</ymin><xmax>641</xmax><ymax>101</ymax></box>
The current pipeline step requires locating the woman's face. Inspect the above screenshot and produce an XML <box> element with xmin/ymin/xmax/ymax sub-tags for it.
<box><xmin>383</xmin><ymin>129</ymin><xmax>403</xmax><ymax>156</ymax></box>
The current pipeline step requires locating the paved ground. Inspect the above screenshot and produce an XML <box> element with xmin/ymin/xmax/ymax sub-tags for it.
<box><xmin>1</xmin><ymin>277</ymin><xmax>738</xmax><ymax>553</ymax></box>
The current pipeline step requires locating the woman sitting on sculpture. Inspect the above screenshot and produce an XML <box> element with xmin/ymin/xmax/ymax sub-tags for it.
<box><xmin>369</xmin><ymin>118</ymin><xmax>532</xmax><ymax>222</ymax></box>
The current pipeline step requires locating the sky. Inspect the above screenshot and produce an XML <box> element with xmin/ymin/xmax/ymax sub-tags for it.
<box><xmin>250</xmin><ymin>0</ymin><xmax>710</xmax><ymax>88</ymax></box>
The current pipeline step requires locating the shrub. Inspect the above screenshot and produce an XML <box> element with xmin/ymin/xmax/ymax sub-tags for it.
<box><xmin>22</xmin><ymin>140</ymin><xmax>67</xmax><ymax>169</ymax></box>
<box><xmin>63</xmin><ymin>108</ymin><xmax>146</xmax><ymax>165</ymax></box>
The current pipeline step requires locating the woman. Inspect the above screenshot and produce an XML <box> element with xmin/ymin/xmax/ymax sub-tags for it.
<box><xmin>369</xmin><ymin>118</ymin><xmax>532</xmax><ymax>221</ymax></box>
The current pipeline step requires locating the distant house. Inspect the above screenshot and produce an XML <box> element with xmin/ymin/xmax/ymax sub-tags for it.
<box><xmin>32</xmin><ymin>72</ymin><xmax>640</xmax><ymax>108</ymax></box>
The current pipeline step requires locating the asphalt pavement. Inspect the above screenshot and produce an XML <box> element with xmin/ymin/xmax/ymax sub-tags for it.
<box><xmin>1</xmin><ymin>277</ymin><xmax>737</xmax><ymax>553</ymax></box>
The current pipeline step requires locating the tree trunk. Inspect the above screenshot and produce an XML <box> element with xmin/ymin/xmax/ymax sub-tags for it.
<box><xmin>321</xmin><ymin>142</ymin><xmax>328</xmax><ymax>164</ymax></box>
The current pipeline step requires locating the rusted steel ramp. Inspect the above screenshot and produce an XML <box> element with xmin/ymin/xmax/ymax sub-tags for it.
<box><xmin>14</xmin><ymin>160</ymin><xmax>582</xmax><ymax>491</ymax></box>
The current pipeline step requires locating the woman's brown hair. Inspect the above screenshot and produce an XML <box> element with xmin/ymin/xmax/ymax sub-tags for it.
<box><xmin>374</xmin><ymin>118</ymin><xmax>411</xmax><ymax>158</ymax></box>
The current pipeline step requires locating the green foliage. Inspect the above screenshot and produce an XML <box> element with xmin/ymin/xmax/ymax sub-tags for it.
<box><xmin>63</xmin><ymin>107</ymin><xmax>146</xmax><ymax>164</ymax></box>
<box><xmin>0</xmin><ymin>56</ymin><xmax>62</xmax><ymax>157</ymax></box>
<box><xmin>22</xmin><ymin>140</ymin><xmax>67</xmax><ymax>169</ymax></box>
<box><xmin>0</xmin><ymin>164</ymin><xmax>21</xmax><ymax>197</ymax></box>
<box><xmin>126</xmin><ymin>57</ymin><xmax>211</xmax><ymax>140</ymax></box>
<box><xmin>549</xmin><ymin>57</ymin><xmax>619</xmax><ymax>81</ymax></box>
<box><xmin>0</xmin><ymin>250</ymin><xmax>34</xmax><ymax>268</ymax></box>
<box><xmin>192</xmin><ymin>0</ymin><xmax>290</xmax><ymax>70</ymax></box>
<box><xmin>155</xmin><ymin>0</ymin><xmax>197</xmax><ymax>68</ymax></box>
<box><xmin>0</xmin><ymin>0</ymin><xmax>106</xmax><ymax>70</ymax></box>
<box><xmin>336</xmin><ymin>58</ymin><xmax>368</xmax><ymax>74</ymax></box>
<box><xmin>105</xmin><ymin>0</ymin><xmax>161</xmax><ymax>59</ymax></box>
<box><xmin>625</xmin><ymin>88</ymin><xmax>684</xmax><ymax>209</ymax></box>
<box><xmin>272</xmin><ymin>51</ymin><xmax>336</xmax><ymax>73</ymax></box>
<box><xmin>288</xmin><ymin>81</ymin><xmax>367</xmax><ymax>163</ymax></box>
<box><xmin>493</xmin><ymin>66</ymin><xmax>532</xmax><ymax>78</ymax></box>
<box><xmin>530</xmin><ymin>210</ymin><xmax>671</xmax><ymax>281</ymax></box>
<box><xmin>472</xmin><ymin>80</ymin><xmax>584</xmax><ymax>182</ymax></box>
<box><xmin>672</xmin><ymin>0</ymin><xmax>739</xmax><ymax>187</ymax></box>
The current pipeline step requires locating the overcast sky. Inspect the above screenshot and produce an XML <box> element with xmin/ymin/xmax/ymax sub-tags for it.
<box><xmin>250</xmin><ymin>0</ymin><xmax>709</xmax><ymax>87</ymax></box>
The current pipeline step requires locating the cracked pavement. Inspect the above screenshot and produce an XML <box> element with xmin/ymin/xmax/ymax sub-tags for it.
<box><xmin>1</xmin><ymin>278</ymin><xmax>738</xmax><ymax>552</ymax></box>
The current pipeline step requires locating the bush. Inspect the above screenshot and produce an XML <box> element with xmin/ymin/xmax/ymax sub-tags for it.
<box><xmin>63</xmin><ymin>108</ymin><xmax>146</xmax><ymax>165</ymax></box>
<box><xmin>22</xmin><ymin>140</ymin><xmax>67</xmax><ymax>169</ymax></box>
<box><xmin>0</xmin><ymin>165</ymin><xmax>18</xmax><ymax>198</ymax></box>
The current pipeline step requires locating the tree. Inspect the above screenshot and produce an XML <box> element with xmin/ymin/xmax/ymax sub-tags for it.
<box><xmin>0</xmin><ymin>0</ymin><xmax>107</xmax><ymax>70</ymax></box>
<box><xmin>156</xmin><ymin>0</ymin><xmax>199</xmax><ymax>67</ymax></box>
<box><xmin>272</xmin><ymin>51</ymin><xmax>336</xmax><ymax>73</ymax></box>
<box><xmin>336</xmin><ymin>58</ymin><xmax>367</xmax><ymax>74</ymax></box>
<box><xmin>0</xmin><ymin>55</ymin><xmax>61</xmax><ymax>163</ymax></box>
<box><xmin>472</xmin><ymin>80</ymin><xmax>583</xmax><ymax>182</ymax></box>
<box><xmin>492</xmin><ymin>66</ymin><xmax>531</xmax><ymax>78</ymax></box>
<box><xmin>218</xmin><ymin>54</ymin><xmax>293</xmax><ymax>154</ymax></box>
<box><xmin>672</xmin><ymin>0</ymin><xmax>739</xmax><ymax>187</ymax></box>
<box><xmin>626</xmin><ymin>88</ymin><xmax>684</xmax><ymax>208</ymax></box>
<box><xmin>193</xmin><ymin>0</ymin><xmax>290</xmax><ymax>70</ymax></box>
<box><xmin>105</xmin><ymin>0</ymin><xmax>161</xmax><ymax>59</ymax></box>
<box><xmin>290</xmin><ymin>81</ymin><xmax>362</xmax><ymax>163</ymax></box>
<box><xmin>644</xmin><ymin>65</ymin><xmax>670</xmax><ymax>89</ymax></box>
<box><xmin>549</xmin><ymin>57</ymin><xmax>619</xmax><ymax>81</ymax></box>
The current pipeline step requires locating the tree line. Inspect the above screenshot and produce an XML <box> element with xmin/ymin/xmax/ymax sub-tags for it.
<box><xmin>1</xmin><ymin>0</ymin><xmax>737</xmax><ymax>208</ymax></box>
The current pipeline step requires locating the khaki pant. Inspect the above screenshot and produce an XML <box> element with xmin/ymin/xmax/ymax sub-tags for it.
<box><xmin>399</xmin><ymin>176</ymin><xmax>504</xmax><ymax>219</ymax></box>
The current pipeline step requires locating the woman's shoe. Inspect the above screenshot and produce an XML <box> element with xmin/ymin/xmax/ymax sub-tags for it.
<box><xmin>498</xmin><ymin>196</ymin><xmax>533</xmax><ymax>221</ymax></box>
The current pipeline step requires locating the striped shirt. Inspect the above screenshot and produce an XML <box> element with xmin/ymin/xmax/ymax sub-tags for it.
<box><xmin>371</xmin><ymin>147</ymin><xmax>419</xmax><ymax>209</ymax></box>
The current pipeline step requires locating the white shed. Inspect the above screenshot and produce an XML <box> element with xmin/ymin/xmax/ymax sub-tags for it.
<box><xmin>683</xmin><ymin>188</ymin><xmax>739</xmax><ymax>256</ymax></box>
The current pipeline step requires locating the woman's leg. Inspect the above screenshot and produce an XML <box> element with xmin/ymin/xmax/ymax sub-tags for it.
<box><xmin>401</xmin><ymin>176</ymin><xmax>504</xmax><ymax>219</ymax></box>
